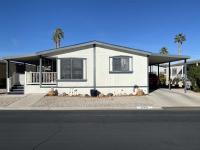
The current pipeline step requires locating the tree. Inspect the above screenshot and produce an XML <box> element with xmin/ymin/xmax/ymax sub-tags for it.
<box><xmin>187</xmin><ymin>65</ymin><xmax>200</xmax><ymax>92</ymax></box>
<box><xmin>160</xmin><ymin>47</ymin><xmax>168</xmax><ymax>55</ymax></box>
<box><xmin>174</xmin><ymin>33</ymin><xmax>186</xmax><ymax>55</ymax></box>
<box><xmin>53</xmin><ymin>28</ymin><xmax>64</xmax><ymax>48</ymax></box>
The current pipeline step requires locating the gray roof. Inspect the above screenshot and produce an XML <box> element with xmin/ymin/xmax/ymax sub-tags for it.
<box><xmin>36</xmin><ymin>40</ymin><xmax>152</xmax><ymax>56</ymax></box>
<box><xmin>1</xmin><ymin>40</ymin><xmax>190</xmax><ymax>65</ymax></box>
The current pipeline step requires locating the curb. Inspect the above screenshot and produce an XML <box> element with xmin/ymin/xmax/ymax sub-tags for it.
<box><xmin>0</xmin><ymin>106</ymin><xmax>162</xmax><ymax>111</ymax></box>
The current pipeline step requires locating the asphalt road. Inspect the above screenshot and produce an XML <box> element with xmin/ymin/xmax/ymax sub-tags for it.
<box><xmin>0</xmin><ymin>110</ymin><xmax>200</xmax><ymax>150</ymax></box>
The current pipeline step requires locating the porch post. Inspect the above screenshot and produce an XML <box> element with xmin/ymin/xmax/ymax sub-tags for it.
<box><xmin>24</xmin><ymin>62</ymin><xmax>26</xmax><ymax>72</ymax></box>
<box><xmin>184</xmin><ymin>59</ymin><xmax>187</xmax><ymax>93</ymax></box>
<box><xmin>158</xmin><ymin>64</ymin><xmax>160</xmax><ymax>87</ymax></box>
<box><xmin>6</xmin><ymin>60</ymin><xmax>10</xmax><ymax>93</ymax></box>
<box><xmin>168</xmin><ymin>62</ymin><xmax>171</xmax><ymax>90</ymax></box>
<box><xmin>150</xmin><ymin>65</ymin><xmax>152</xmax><ymax>73</ymax></box>
<box><xmin>39</xmin><ymin>56</ymin><xmax>42</xmax><ymax>86</ymax></box>
<box><xmin>147</xmin><ymin>56</ymin><xmax>149</xmax><ymax>94</ymax></box>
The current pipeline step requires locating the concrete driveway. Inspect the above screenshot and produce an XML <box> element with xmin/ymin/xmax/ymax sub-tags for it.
<box><xmin>148</xmin><ymin>89</ymin><xmax>200</xmax><ymax>108</ymax></box>
<box><xmin>0</xmin><ymin>89</ymin><xmax>200</xmax><ymax>110</ymax></box>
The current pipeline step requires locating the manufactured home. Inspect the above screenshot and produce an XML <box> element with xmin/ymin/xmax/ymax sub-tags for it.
<box><xmin>164</xmin><ymin>59</ymin><xmax>200</xmax><ymax>87</ymax></box>
<box><xmin>3</xmin><ymin>41</ymin><xmax>190</xmax><ymax>95</ymax></box>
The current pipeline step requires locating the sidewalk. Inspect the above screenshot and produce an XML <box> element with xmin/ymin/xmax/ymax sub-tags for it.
<box><xmin>7</xmin><ymin>94</ymin><xmax>44</xmax><ymax>108</ymax></box>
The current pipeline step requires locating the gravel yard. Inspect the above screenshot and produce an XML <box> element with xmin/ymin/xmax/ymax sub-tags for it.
<box><xmin>32</xmin><ymin>95</ymin><xmax>153</xmax><ymax>108</ymax></box>
<box><xmin>32</xmin><ymin>89</ymin><xmax>200</xmax><ymax>109</ymax></box>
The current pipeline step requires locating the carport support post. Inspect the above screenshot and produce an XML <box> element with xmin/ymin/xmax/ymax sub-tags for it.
<box><xmin>6</xmin><ymin>60</ymin><xmax>10</xmax><ymax>93</ymax></box>
<box><xmin>39</xmin><ymin>56</ymin><xmax>42</xmax><ymax>86</ymax></box>
<box><xmin>157</xmin><ymin>64</ymin><xmax>160</xmax><ymax>85</ymax></box>
<box><xmin>184</xmin><ymin>59</ymin><xmax>187</xmax><ymax>93</ymax></box>
<box><xmin>168</xmin><ymin>62</ymin><xmax>171</xmax><ymax>90</ymax></box>
<box><xmin>150</xmin><ymin>65</ymin><xmax>152</xmax><ymax>73</ymax></box>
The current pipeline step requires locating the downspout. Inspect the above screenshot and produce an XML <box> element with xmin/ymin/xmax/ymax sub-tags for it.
<box><xmin>147</xmin><ymin>56</ymin><xmax>149</xmax><ymax>94</ymax></box>
<box><xmin>93</xmin><ymin>44</ymin><xmax>96</xmax><ymax>90</ymax></box>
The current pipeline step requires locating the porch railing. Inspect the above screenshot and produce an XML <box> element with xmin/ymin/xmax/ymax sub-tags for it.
<box><xmin>26</xmin><ymin>72</ymin><xmax>57</xmax><ymax>85</ymax></box>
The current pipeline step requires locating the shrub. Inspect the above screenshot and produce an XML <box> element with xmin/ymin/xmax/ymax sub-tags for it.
<box><xmin>159</xmin><ymin>74</ymin><xmax>166</xmax><ymax>86</ymax></box>
<box><xmin>187</xmin><ymin>66</ymin><xmax>200</xmax><ymax>92</ymax></box>
<box><xmin>172</xmin><ymin>77</ymin><xmax>182</xmax><ymax>87</ymax></box>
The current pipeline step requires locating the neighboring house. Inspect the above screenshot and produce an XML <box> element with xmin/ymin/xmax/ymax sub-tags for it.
<box><xmin>0</xmin><ymin>60</ymin><xmax>6</xmax><ymax>88</ymax></box>
<box><xmin>164</xmin><ymin>59</ymin><xmax>200</xmax><ymax>87</ymax></box>
<box><xmin>2</xmin><ymin>41</ymin><xmax>190</xmax><ymax>95</ymax></box>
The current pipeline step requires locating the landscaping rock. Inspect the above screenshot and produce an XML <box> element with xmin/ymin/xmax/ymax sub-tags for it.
<box><xmin>62</xmin><ymin>92</ymin><xmax>67</xmax><ymax>96</ymax></box>
<box><xmin>98</xmin><ymin>93</ymin><xmax>105</xmax><ymax>98</ymax></box>
<box><xmin>123</xmin><ymin>93</ymin><xmax>128</xmax><ymax>96</ymax></box>
<box><xmin>85</xmin><ymin>94</ymin><xmax>90</xmax><ymax>97</ymax></box>
<box><xmin>79</xmin><ymin>94</ymin><xmax>85</xmax><ymax>97</ymax></box>
<box><xmin>54</xmin><ymin>89</ymin><xmax>58</xmax><ymax>96</ymax></box>
<box><xmin>46</xmin><ymin>89</ymin><xmax>59</xmax><ymax>96</ymax></box>
<box><xmin>46</xmin><ymin>90</ymin><xmax>55</xmax><ymax>96</ymax></box>
<box><xmin>136</xmin><ymin>89</ymin><xmax>144</xmax><ymax>96</ymax></box>
<box><xmin>107</xmin><ymin>93</ymin><xmax>113</xmax><ymax>97</ymax></box>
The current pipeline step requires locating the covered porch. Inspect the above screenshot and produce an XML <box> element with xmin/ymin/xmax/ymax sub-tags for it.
<box><xmin>5</xmin><ymin>54</ymin><xmax>57</xmax><ymax>94</ymax></box>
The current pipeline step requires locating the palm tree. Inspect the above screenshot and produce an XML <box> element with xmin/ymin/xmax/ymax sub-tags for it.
<box><xmin>53</xmin><ymin>28</ymin><xmax>64</xmax><ymax>48</ymax></box>
<box><xmin>160</xmin><ymin>47</ymin><xmax>168</xmax><ymax>55</ymax></box>
<box><xmin>174</xmin><ymin>33</ymin><xmax>186</xmax><ymax>55</ymax></box>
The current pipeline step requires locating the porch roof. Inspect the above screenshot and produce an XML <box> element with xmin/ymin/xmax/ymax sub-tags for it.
<box><xmin>3</xmin><ymin>54</ymin><xmax>40</xmax><ymax>65</ymax></box>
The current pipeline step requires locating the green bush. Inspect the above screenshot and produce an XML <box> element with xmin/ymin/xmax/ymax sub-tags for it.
<box><xmin>187</xmin><ymin>66</ymin><xmax>200</xmax><ymax>92</ymax></box>
<box><xmin>159</xmin><ymin>74</ymin><xmax>166</xmax><ymax>86</ymax></box>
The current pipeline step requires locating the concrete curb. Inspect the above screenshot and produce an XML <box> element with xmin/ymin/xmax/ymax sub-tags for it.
<box><xmin>0</xmin><ymin>106</ymin><xmax>163</xmax><ymax>111</ymax></box>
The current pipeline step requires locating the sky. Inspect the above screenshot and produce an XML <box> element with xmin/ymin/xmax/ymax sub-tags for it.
<box><xmin>0</xmin><ymin>0</ymin><xmax>199</xmax><ymax>60</ymax></box>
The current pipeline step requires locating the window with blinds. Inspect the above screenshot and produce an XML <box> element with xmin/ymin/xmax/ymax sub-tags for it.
<box><xmin>109</xmin><ymin>56</ymin><xmax>133</xmax><ymax>73</ymax></box>
<box><xmin>60</xmin><ymin>58</ymin><xmax>85</xmax><ymax>80</ymax></box>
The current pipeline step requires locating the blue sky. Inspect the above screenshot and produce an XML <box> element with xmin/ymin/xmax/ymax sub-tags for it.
<box><xmin>0</xmin><ymin>0</ymin><xmax>199</xmax><ymax>59</ymax></box>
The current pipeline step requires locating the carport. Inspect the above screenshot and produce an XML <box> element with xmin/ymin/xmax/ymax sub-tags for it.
<box><xmin>148</xmin><ymin>53</ymin><xmax>190</xmax><ymax>93</ymax></box>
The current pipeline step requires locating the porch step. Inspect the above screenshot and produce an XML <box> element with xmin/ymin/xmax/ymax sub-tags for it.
<box><xmin>12</xmin><ymin>85</ymin><xmax>24</xmax><ymax>90</ymax></box>
<box><xmin>8</xmin><ymin>85</ymin><xmax>24</xmax><ymax>95</ymax></box>
<box><xmin>8</xmin><ymin>91</ymin><xmax>24</xmax><ymax>95</ymax></box>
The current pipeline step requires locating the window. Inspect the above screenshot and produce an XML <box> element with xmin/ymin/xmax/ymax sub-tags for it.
<box><xmin>172</xmin><ymin>68</ymin><xmax>177</xmax><ymax>76</ymax></box>
<box><xmin>60</xmin><ymin>58</ymin><xmax>84</xmax><ymax>80</ymax></box>
<box><xmin>110</xmin><ymin>56</ymin><xmax>132</xmax><ymax>73</ymax></box>
<box><xmin>164</xmin><ymin>69</ymin><xmax>166</xmax><ymax>74</ymax></box>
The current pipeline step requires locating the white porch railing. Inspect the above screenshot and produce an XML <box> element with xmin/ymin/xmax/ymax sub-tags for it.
<box><xmin>26</xmin><ymin>72</ymin><xmax>57</xmax><ymax>85</ymax></box>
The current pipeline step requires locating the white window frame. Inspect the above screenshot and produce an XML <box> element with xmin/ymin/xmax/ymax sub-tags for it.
<box><xmin>109</xmin><ymin>56</ymin><xmax>133</xmax><ymax>73</ymax></box>
<box><xmin>59</xmin><ymin>58</ymin><xmax>87</xmax><ymax>81</ymax></box>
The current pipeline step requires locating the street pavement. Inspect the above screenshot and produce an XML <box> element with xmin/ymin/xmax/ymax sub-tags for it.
<box><xmin>0</xmin><ymin>110</ymin><xmax>200</xmax><ymax>150</ymax></box>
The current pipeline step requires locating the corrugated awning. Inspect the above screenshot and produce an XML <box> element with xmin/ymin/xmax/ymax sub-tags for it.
<box><xmin>149</xmin><ymin>53</ymin><xmax>190</xmax><ymax>65</ymax></box>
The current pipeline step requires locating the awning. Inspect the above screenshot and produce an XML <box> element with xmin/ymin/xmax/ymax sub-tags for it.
<box><xmin>149</xmin><ymin>53</ymin><xmax>190</xmax><ymax>65</ymax></box>
<box><xmin>3</xmin><ymin>54</ymin><xmax>40</xmax><ymax>65</ymax></box>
